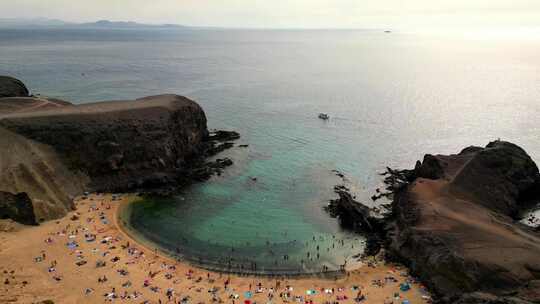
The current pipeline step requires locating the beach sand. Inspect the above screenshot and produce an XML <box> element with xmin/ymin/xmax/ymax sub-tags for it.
<box><xmin>0</xmin><ymin>194</ymin><xmax>431</xmax><ymax>304</ymax></box>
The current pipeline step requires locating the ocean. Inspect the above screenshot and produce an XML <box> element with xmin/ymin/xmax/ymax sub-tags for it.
<box><xmin>2</xmin><ymin>28</ymin><xmax>539</xmax><ymax>273</ymax></box>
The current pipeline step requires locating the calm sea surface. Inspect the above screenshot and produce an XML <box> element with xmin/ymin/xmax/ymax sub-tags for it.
<box><xmin>2</xmin><ymin>28</ymin><xmax>539</xmax><ymax>273</ymax></box>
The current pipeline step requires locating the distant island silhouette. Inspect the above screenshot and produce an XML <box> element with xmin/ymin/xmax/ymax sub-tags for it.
<box><xmin>0</xmin><ymin>18</ymin><xmax>189</xmax><ymax>29</ymax></box>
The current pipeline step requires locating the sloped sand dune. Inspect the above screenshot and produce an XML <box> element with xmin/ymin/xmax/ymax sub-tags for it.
<box><xmin>0</xmin><ymin>126</ymin><xmax>88</xmax><ymax>221</ymax></box>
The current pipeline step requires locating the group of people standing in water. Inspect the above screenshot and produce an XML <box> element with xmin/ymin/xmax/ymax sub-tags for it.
<box><xmin>169</xmin><ymin>232</ymin><xmax>360</xmax><ymax>275</ymax></box>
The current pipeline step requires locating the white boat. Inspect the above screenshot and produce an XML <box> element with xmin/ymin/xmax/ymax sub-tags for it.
<box><xmin>318</xmin><ymin>113</ymin><xmax>329</xmax><ymax>120</ymax></box>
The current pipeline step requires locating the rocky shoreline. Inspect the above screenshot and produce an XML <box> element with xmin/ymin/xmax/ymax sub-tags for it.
<box><xmin>329</xmin><ymin>141</ymin><xmax>540</xmax><ymax>303</ymax></box>
<box><xmin>0</xmin><ymin>76</ymin><xmax>240</xmax><ymax>224</ymax></box>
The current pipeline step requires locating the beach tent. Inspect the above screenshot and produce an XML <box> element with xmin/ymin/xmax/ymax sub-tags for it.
<box><xmin>399</xmin><ymin>283</ymin><xmax>411</xmax><ymax>292</ymax></box>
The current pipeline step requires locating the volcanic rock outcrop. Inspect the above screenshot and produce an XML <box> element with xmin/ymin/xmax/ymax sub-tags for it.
<box><xmin>328</xmin><ymin>141</ymin><xmax>540</xmax><ymax>303</ymax></box>
<box><xmin>387</xmin><ymin>141</ymin><xmax>540</xmax><ymax>303</ymax></box>
<box><xmin>0</xmin><ymin>77</ymin><xmax>235</xmax><ymax>224</ymax></box>
<box><xmin>1</xmin><ymin>94</ymin><xmax>209</xmax><ymax>191</ymax></box>
<box><xmin>0</xmin><ymin>76</ymin><xmax>30</xmax><ymax>98</ymax></box>
<box><xmin>0</xmin><ymin>191</ymin><xmax>36</xmax><ymax>225</ymax></box>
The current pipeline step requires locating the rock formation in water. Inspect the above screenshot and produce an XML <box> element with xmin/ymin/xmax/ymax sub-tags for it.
<box><xmin>0</xmin><ymin>76</ymin><xmax>237</xmax><ymax>224</ymax></box>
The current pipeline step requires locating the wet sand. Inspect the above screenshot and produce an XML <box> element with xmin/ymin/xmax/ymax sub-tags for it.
<box><xmin>0</xmin><ymin>194</ymin><xmax>431</xmax><ymax>303</ymax></box>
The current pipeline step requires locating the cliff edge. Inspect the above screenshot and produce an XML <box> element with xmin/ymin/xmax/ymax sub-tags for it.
<box><xmin>388</xmin><ymin>141</ymin><xmax>540</xmax><ymax>303</ymax></box>
<box><xmin>0</xmin><ymin>77</ymin><xmax>231</xmax><ymax>223</ymax></box>
<box><xmin>0</xmin><ymin>94</ymin><xmax>209</xmax><ymax>192</ymax></box>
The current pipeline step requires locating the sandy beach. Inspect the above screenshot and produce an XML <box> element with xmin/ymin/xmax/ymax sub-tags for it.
<box><xmin>0</xmin><ymin>194</ymin><xmax>431</xmax><ymax>304</ymax></box>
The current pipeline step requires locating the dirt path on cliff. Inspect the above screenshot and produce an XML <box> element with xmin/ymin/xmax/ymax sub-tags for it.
<box><xmin>411</xmin><ymin>178</ymin><xmax>540</xmax><ymax>278</ymax></box>
<box><xmin>0</xmin><ymin>97</ymin><xmax>71</xmax><ymax>117</ymax></box>
<box><xmin>413</xmin><ymin>179</ymin><xmax>540</xmax><ymax>246</ymax></box>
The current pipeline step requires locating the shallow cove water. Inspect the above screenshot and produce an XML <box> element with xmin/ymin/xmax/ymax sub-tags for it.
<box><xmin>121</xmin><ymin>164</ymin><xmax>364</xmax><ymax>274</ymax></box>
<box><xmin>2</xmin><ymin>28</ymin><xmax>540</xmax><ymax>274</ymax></box>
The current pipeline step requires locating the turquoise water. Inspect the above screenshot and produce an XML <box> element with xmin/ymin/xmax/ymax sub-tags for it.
<box><xmin>2</xmin><ymin>28</ymin><xmax>540</xmax><ymax>273</ymax></box>
<box><xmin>123</xmin><ymin>165</ymin><xmax>364</xmax><ymax>273</ymax></box>
<box><xmin>122</xmin><ymin>143</ymin><xmax>366</xmax><ymax>273</ymax></box>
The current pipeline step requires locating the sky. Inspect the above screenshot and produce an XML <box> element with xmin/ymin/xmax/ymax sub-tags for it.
<box><xmin>3</xmin><ymin>0</ymin><xmax>540</xmax><ymax>29</ymax></box>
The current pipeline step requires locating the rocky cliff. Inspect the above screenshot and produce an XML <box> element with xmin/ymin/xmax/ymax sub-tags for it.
<box><xmin>0</xmin><ymin>77</ymin><xmax>234</xmax><ymax>224</ymax></box>
<box><xmin>0</xmin><ymin>76</ymin><xmax>29</xmax><ymax>98</ymax></box>
<box><xmin>327</xmin><ymin>141</ymin><xmax>540</xmax><ymax>303</ymax></box>
<box><xmin>0</xmin><ymin>191</ymin><xmax>36</xmax><ymax>225</ymax></box>
<box><xmin>0</xmin><ymin>94</ymin><xmax>209</xmax><ymax>192</ymax></box>
<box><xmin>0</xmin><ymin>126</ymin><xmax>88</xmax><ymax>222</ymax></box>
<box><xmin>387</xmin><ymin>141</ymin><xmax>540</xmax><ymax>303</ymax></box>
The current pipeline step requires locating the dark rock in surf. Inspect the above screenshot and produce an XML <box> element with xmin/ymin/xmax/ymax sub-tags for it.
<box><xmin>325</xmin><ymin>184</ymin><xmax>388</xmax><ymax>256</ymax></box>
<box><xmin>326</xmin><ymin>190</ymin><xmax>383</xmax><ymax>233</ymax></box>
<box><xmin>205</xmin><ymin>142</ymin><xmax>235</xmax><ymax>157</ymax></box>
<box><xmin>208</xmin><ymin>130</ymin><xmax>240</xmax><ymax>142</ymax></box>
